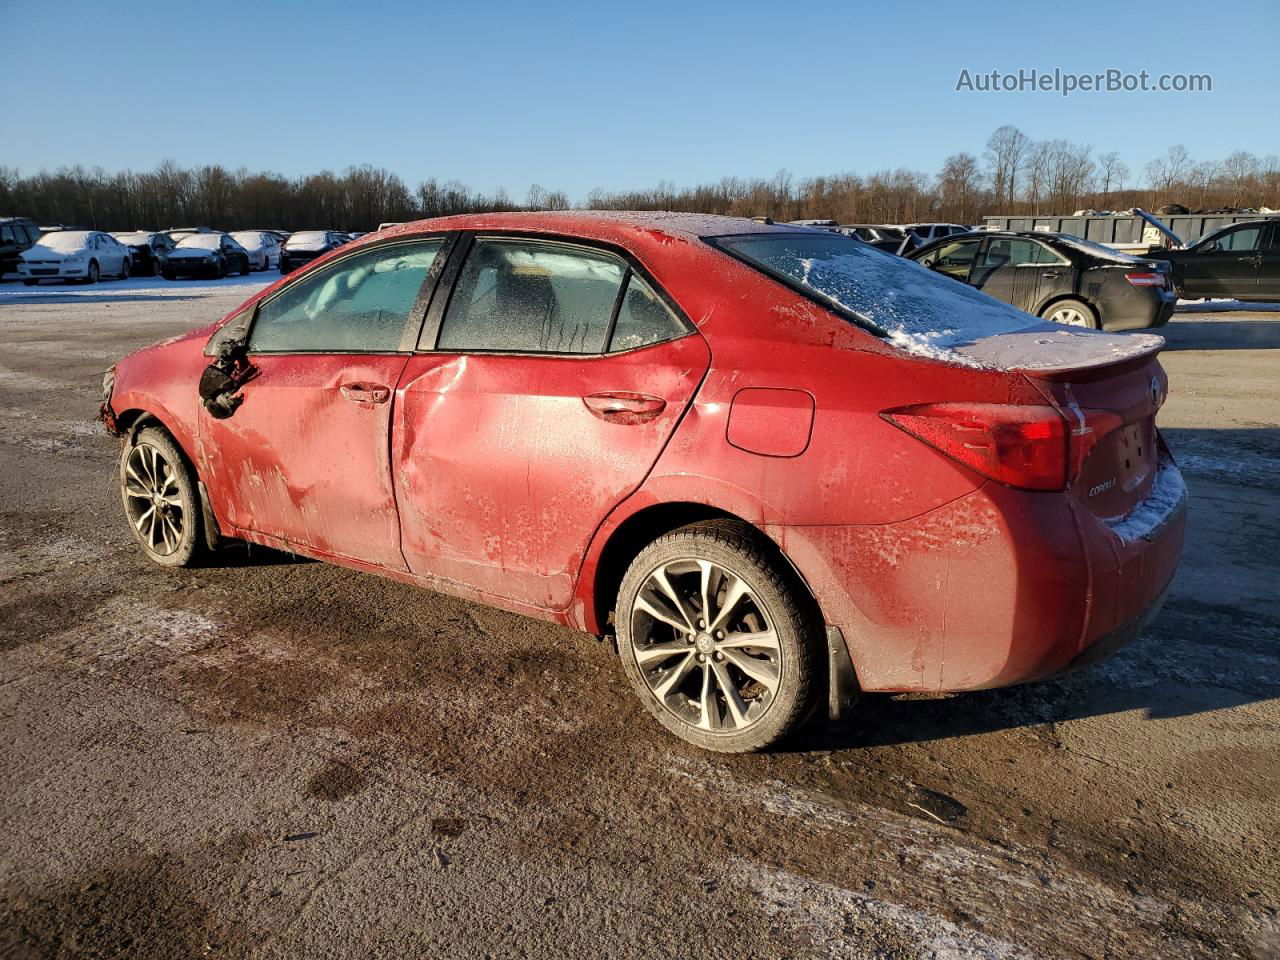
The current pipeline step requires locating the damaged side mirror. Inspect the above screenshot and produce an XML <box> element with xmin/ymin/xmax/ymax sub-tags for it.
<box><xmin>199</xmin><ymin>334</ymin><xmax>258</xmax><ymax>419</ymax></box>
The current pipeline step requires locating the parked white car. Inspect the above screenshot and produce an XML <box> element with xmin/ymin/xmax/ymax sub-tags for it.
<box><xmin>18</xmin><ymin>231</ymin><xmax>131</xmax><ymax>285</ymax></box>
<box><xmin>231</xmin><ymin>231</ymin><xmax>282</xmax><ymax>271</ymax></box>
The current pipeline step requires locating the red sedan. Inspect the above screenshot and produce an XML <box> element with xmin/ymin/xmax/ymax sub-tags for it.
<box><xmin>101</xmin><ymin>212</ymin><xmax>1187</xmax><ymax>752</ymax></box>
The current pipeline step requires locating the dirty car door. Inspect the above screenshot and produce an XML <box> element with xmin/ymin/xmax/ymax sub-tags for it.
<box><xmin>393</xmin><ymin>236</ymin><xmax>709</xmax><ymax>610</ymax></box>
<box><xmin>199</xmin><ymin>238</ymin><xmax>446</xmax><ymax>568</ymax></box>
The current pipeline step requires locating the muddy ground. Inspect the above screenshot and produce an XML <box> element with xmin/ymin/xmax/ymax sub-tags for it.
<box><xmin>1</xmin><ymin>278</ymin><xmax>1277</xmax><ymax>959</ymax></box>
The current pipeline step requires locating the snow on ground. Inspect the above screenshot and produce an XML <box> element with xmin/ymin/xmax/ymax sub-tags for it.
<box><xmin>1177</xmin><ymin>298</ymin><xmax>1280</xmax><ymax>312</ymax></box>
<box><xmin>0</xmin><ymin>273</ymin><xmax>274</xmax><ymax>304</ymax></box>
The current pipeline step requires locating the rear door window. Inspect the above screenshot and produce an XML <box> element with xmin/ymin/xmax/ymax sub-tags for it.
<box><xmin>609</xmin><ymin>273</ymin><xmax>689</xmax><ymax>352</ymax></box>
<box><xmin>437</xmin><ymin>238</ymin><xmax>626</xmax><ymax>354</ymax></box>
<box><xmin>249</xmin><ymin>240</ymin><xmax>443</xmax><ymax>353</ymax></box>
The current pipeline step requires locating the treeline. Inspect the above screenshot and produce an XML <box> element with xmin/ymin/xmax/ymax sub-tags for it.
<box><xmin>2</xmin><ymin>126</ymin><xmax>1276</xmax><ymax>231</ymax></box>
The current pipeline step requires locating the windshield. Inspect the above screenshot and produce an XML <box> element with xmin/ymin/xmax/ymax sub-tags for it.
<box><xmin>287</xmin><ymin>231</ymin><xmax>329</xmax><ymax>248</ymax></box>
<box><xmin>113</xmin><ymin>232</ymin><xmax>151</xmax><ymax>245</ymax></box>
<box><xmin>38</xmin><ymin>231</ymin><xmax>94</xmax><ymax>252</ymax></box>
<box><xmin>177</xmin><ymin>234</ymin><xmax>223</xmax><ymax>250</ymax></box>
<box><xmin>714</xmin><ymin>231</ymin><xmax>1038</xmax><ymax>358</ymax></box>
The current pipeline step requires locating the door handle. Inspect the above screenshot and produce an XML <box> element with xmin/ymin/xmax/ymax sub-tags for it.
<box><xmin>583</xmin><ymin>392</ymin><xmax>666</xmax><ymax>423</ymax></box>
<box><xmin>1041</xmin><ymin>272</ymin><xmax>1061</xmax><ymax>278</ymax></box>
<box><xmin>340</xmin><ymin>382</ymin><xmax>391</xmax><ymax>405</ymax></box>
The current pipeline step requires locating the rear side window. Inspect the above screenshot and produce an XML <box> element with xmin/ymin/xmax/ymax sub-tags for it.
<box><xmin>249</xmin><ymin>240</ymin><xmax>442</xmax><ymax>353</ymax></box>
<box><xmin>609</xmin><ymin>273</ymin><xmax>687</xmax><ymax>352</ymax></box>
<box><xmin>438</xmin><ymin>239</ymin><xmax>625</xmax><ymax>354</ymax></box>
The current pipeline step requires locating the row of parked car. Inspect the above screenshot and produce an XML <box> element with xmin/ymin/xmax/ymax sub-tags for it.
<box><xmin>791</xmin><ymin>214</ymin><xmax>1280</xmax><ymax>331</ymax></box>
<box><xmin>0</xmin><ymin>217</ymin><xmax>365</xmax><ymax>285</ymax></box>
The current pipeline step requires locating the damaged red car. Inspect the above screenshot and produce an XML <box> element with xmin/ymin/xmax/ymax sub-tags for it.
<box><xmin>101</xmin><ymin>212</ymin><xmax>1187</xmax><ymax>752</ymax></box>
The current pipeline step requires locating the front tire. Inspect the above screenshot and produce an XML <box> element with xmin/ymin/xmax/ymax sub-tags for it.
<box><xmin>1042</xmin><ymin>297</ymin><xmax>1099</xmax><ymax>329</ymax></box>
<box><xmin>85</xmin><ymin>260</ymin><xmax>100</xmax><ymax>284</ymax></box>
<box><xmin>119</xmin><ymin>426</ymin><xmax>204</xmax><ymax>568</ymax></box>
<box><xmin>616</xmin><ymin>521</ymin><xmax>821</xmax><ymax>753</ymax></box>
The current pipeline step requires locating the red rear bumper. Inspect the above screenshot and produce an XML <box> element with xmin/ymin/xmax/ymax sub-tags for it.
<box><xmin>770</xmin><ymin>462</ymin><xmax>1188</xmax><ymax>693</ymax></box>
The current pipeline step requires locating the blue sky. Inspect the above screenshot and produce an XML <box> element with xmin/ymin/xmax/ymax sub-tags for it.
<box><xmin>6</xmin><ymin>0</ymin><xmax>1277</xmax><ymax>200</ymax></box>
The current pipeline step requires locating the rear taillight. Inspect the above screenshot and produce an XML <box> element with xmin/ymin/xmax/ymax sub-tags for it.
<box><xmin>883</xmin><ymin>403</ymin><xmax>1069</xmax><ymax>491</ymax></box>
<box><xmin>884</xmin><ymin>402</ymin><xmax>1127</xmax><ymax>491</ymax></box>
<box><xmin>1125</xmin><ymin>272</ymin><xmax>1164</xmax><ymax>287</ymax></box>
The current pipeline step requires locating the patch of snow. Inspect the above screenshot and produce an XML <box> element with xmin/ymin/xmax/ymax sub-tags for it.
<box><xmin>285</xmin><ymin>231</ymin><xmax>330</xmax><ymax>249</ymax></box>
<box><xmin>0</xmin><ymin>273</ymin><xmax>271</xmax><ymax>301</ymax></box>
<box><xmin>1176</xmin><ymin>298</ymin><xmax>1280</xmax><ymax>312</ymax></box>
<box><xmin>734</xmin><ymin>860</ymin><xmax>1031</xmax><ymax>960</ymax></box>
<box><xmin>1105</xmin><ymin>456</ymin><xmax>1187</xmax><ymax>543</ymax></box>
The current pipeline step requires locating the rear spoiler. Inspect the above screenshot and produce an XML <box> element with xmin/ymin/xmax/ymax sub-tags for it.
<box><xmin>950</xmin><ymin>323</ymin><xmax>1166</xmax><ymax>378</ymax></box>
<box><xmin>1129</xmin><ymin>209</ymin><xmax>1185</xmax><ymax>250</ymax></box>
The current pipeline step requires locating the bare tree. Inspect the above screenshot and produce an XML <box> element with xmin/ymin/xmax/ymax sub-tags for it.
<box><xmin>1144</xmin><ymin>144</ymin><xmax>1192</xmax><ymax>194</ymax></box>
<box><xmin>1095</xmin><ymin>152</ymin><xmax>1129</xmax><ymax>203</ymax></box>
<box><xmin>985</xmin><ymin>125</ymin><xmax>1030</xmax><ymax>207</ymax></box>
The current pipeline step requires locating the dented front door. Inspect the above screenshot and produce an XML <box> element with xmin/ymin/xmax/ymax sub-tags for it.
<box><xmin>392</xmin><ymin>334</ymin><xmax>710</xmax><ymax>610</ymax></box>
<box><xmin>200</xmin><ymin>353</ymin><xmax>411</xmax><ymax>568</ymax></box>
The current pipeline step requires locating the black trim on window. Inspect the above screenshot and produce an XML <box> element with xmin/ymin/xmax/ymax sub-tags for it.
<box><xmin>416</xmin><ymin>230</ymin><xmax>695</xmax><ymax>357</ymax></box>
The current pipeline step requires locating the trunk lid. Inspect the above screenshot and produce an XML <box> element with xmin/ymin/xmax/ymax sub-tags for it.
<box><xmin>955</xmin><ymin>323</ymin><xmax>1168</xmax><ymax>520</ymax></box>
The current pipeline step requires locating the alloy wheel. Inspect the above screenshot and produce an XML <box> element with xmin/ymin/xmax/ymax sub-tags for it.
<box><xmin>1050</xmin><ymin>306</ymin><xmax>1089</xmax><ymax>326</ymax></box>
<box><xmin>630</xmin><ymin>558</ymin><xmax>780</xmax><ymax>732</ymax></box>
<box><xmin>122</xmin><ymin>442</ymin><xmax>185</xmax><ymax>556</ymax></box>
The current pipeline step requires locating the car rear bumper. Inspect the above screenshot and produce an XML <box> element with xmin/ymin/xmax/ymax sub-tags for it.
<box><xmin>770</xmin><ymin>461</ymin><xmax>1187</xmax><ymax>693</ymax></box>
<box><xmin>1100</xmin><ymin>289</ymin><xmax>1176</xmax><ymax>331</ymax></box>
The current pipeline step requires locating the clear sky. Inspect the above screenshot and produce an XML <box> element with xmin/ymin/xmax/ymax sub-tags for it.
<box><xmin>6</xmin><ymin>0</ymin><xmax>1277</xmax><ymax>201</ymax></box>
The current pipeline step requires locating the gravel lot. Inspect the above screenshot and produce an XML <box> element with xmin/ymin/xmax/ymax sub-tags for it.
<box><xmin>1</xmin><ymin>278</ymin><xmax>1278</xmax><ymax>959</ymax></box>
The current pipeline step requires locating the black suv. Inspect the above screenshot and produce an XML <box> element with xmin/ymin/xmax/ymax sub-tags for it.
<box><xmin>908</xmin><ymin>230</ymin><xmax>1176</xmax><ymax>331</ymax></box>
<box><xmin>0</xmin><ymin>217</ymin><xmax>41</xmax><ymax>280</ymax></box>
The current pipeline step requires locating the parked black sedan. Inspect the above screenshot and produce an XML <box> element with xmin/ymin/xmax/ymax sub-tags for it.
<box><xmin>161</xmin><ymin>233</ymin><xmax>252</xmax><ymax>280</ymax></box>
<box><xmin>111</xmin><ymin>231</ymin><xmax>176</xmax><ymax>276</ymax></box>
<box><xmin>1146</xmin><ymin>218</ymin><xmax>1280</xmax><ymax>302</ymax></box>
<box><xmin>908</xmin><ymin>230</ymin><xmax>1176</xmax><ymax>330</ymax></box>
<box><xmin>279</xmin><ymin>230</ymin><xmax>348</xmax><ymax>274</ymax></box>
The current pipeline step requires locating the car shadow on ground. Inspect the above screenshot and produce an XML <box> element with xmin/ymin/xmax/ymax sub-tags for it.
<box><xmin>1163</xmin><ymin>318</ymin><xmax>1280</xmax><ymax>351</ymax></box>
<box><xmin>792</xmin><ymin>593</ymin><xmax>1280</xmax><ymax>753</ymax></box>
<box><xmin>201</xmin><ymin>543</ymin><xmax>316</xmax><ymax>568</ymax></box>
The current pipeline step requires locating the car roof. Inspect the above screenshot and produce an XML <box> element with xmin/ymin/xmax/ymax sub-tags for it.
<box><xmin>376</xmin><ymin>210</ymin><xmax>812</xmax><ymax>245</ymax></box>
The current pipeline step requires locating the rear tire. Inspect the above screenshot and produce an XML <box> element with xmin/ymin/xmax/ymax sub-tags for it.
<box><xmin>615</xmin><ymin>520</ymin><xmax>821</xmax><ymax>753</ymax></box>
<box><xmin>239</xmin><ymin>257</ymin><xmax>250</xmax><ymax>276</ymax></box>
<box><xmin>1041</xmin><ymin>297</ymin><xmax>1098</xmax><ymax>329</ymax></box>
<box><xmin>119</xmin><ymin>426</ymin><xmax>204</xmax><ymax>568</ymax></box>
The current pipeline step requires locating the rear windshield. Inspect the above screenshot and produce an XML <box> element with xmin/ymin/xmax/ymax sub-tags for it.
<box><xmin>113</xmin><ymin>232</ymin><xmax>151</xmax><ymax>244</ymax></box>
<box><xmin>1054</xmin><ymin>235</ymin><xmax>1145</xmax><ymax>263</ymax></box>
<box><xmin>713</xmin><ymin>232</ymin><xmax>1038</xmax><ymax>357</ymax></box>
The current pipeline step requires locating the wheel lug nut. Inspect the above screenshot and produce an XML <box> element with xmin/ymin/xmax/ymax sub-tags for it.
<box><xmin>714</xmin><ymin>652</ymin><xmax>724</xmax><ymax>662</ymax></box>
<box><xmin>715</xmin><ymin>630</ymin><xmax>724</xmax><ymax>639</ymax></box>
<box><xmin>697</xmin><ymin>619</ymin><xmax>705</xmax><ymax>629</ymax></box>
<box><xmin>696</xmin><ymin>654</ymin><xmax>706</xmax><ymax>663</ymax></box>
